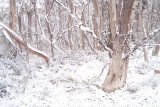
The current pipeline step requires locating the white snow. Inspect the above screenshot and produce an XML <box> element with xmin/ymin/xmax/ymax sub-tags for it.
<box><xmin>0</xmin><ymin>48</ymin><xmax>160</xmax><ymax>106</ymax></box>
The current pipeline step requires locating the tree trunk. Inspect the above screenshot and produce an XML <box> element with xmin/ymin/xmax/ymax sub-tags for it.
<box><xmin>9</xmin><ymin>0</ymin><xmax>16</xmax><ymax>30</ymax></box>
<box><xmin>9</xmin><ymin>0</ymin><xmax>17</xmax><ymax>58</ymax></box>
<box><xmin>92</xmin><ymin>0</ymin><xmax>100</xmax><ymax>49</ymax></box>
<box><xmin>143</xmin><ymin>47</ymin><xmax>149</xmax><ymax>62</ymax></box>
<box><xmin>102</xmin><ymin>0</ymin><xmax>135</xmax><ymax>93</ymax></box>
<box><xmin>67</xmin><ymin>1</ymin><xmax>73</xmax><ymax>49</ymax></box>
<box><xmin>152</xmin><ymin>46</ymin><xmax>160</xmax><ymax>56</ymax></box>
<box><xmin>81</xmin><ymin>8</ymin><xmax>86</xmax><ymax>49</ymax></box>
<box><xmin>27</xmin><ymin>1</ymin><xmax>33</xmax><ymax>40</ymax></box>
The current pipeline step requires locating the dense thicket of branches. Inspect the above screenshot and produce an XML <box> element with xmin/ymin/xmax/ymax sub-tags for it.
<box><xmin>0</xmin><ymin>0</ymin><xmax>159</xmax><ymax>58</ymax></box>
<box><xmin>0</xmin><ymin>0</ymin><xmax>159</xmax><ymax>92</ymax></box>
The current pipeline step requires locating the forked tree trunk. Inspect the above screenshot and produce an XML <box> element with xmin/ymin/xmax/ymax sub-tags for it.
<box><xmin>102</xmin><ymin>0</ymin><xmax>135</xmax><ymax>93</ymax></box>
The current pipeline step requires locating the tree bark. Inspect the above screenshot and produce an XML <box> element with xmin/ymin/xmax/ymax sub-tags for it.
<box><xmin>9</xmin><ymin>0</ymin><xmax>17</xmax><ymax>57</ymax></box>
<box><xmin>152</xmin><ymin>46</ymin><xmax>160</xmax><ymax>56</ymax></box>
<box><xmin>0</xmin><ymin>22</ymin><xmax>49</xmax><ymax>62</ymax></box>
<box><xmin>67</xmin><ymin>0</ymin><xmax>73</xmax><ymax>49</ymax></box>
<box><xmin>9</xmin><ymin>0</ymin><xmax>16</xmax><ymax>30</ymax></box>
<box><xmin>92</xmin><ymin>0</ymin><xmax>100</xmax><ymax>49</ymax></box>
<box><xmin>102</xmin><ymin>0</ymin><xmax>135</xmax><ymax>93</ymax></box>
<box><xmin>143</xmin><ymin>47</ymin><xmax>149</xmax><ymax>62</ymax></box>
<box><xmin>27</xmin><ymin>3</ymin><xmax>33</xmax><ymax>40</ymax></box>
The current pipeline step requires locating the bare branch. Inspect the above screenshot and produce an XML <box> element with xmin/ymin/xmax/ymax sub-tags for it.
<box><xmin>125</xmin><ymin>28</ymin><xmax>160</xmax><ymax>59</ymax></box>
<box><xmin>0</xmin><ymin>22</ymin><xmax>49</xmax><ymax>62</ymax></box>
<box><xmin>54</xmin><ymin>0</ymin><xmax>113</xmax><ymax>53</ymax></box>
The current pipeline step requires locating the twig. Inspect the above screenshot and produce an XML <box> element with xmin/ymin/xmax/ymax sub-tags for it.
<box><xmin>53</xmin><ymin>25</ymin><xmax>78</xmax><ymax>45</ymax></box>
<box><xmin>54</xmin><ymin>0</ymin><xmax>113</xmax><ymax>53</ymax></box>
<box><xmin>125</xmin><ymin>28</ymin><xmax>160</xmax><ymax>59</ymax></box>
<box><xmin>87</xmin><ymin>64</ymin><xmax>107</xmax><ymax>88</ymax></box>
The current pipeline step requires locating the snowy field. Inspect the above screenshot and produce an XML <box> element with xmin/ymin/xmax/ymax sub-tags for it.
<box><xmin>0</xmin><ymin>48</ymin><xmax>160</xmax><ymax>107</ymax></box>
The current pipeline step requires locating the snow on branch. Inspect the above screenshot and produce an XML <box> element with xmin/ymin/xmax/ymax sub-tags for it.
<box><xmin>0</xmin><ymin>22</ymin><xmax>49</xmax><ymax>62</ymax></box>
<box><xmin>125</xmin><ymin>28</ymin><xmax>160</xmax><ymax>59</ymax></box>
<box><xmin>54</xmin><ymin>0</ymin><xmax>93</xmax><ymax>32</ymax></box>
<box><xmin>54</xmin><ymin>0</ymin><xmax>113</xmax><ymax>53</ymax></box>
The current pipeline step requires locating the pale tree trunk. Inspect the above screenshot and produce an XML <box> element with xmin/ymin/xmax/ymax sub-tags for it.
<box><xmin>92</xmin><ymin>0</ymin><xmax>100</xmax><ymax>49</ymax></box>
<box><xmin>27</xmin><ymin>0</ymin><xmax>33</xmax><ymax>40</ymax></box>
<box><xmin>45</xmin><ymin>0</ymin><xmax>52</xmax><ymax>40</ymax></box>
<box><xmin>81</xmin><ymin>10</ymin><xmax>86</xmax><ymax>49</ymax></box>
<box><xmin>67</xmin><ymin>1</ymin><xmax>73</xmax><ymax>49</ymax></box>
<box><xmin>142</xmin><ymin>2</ymin><xmax>149</xmax><ymax>62</ymax></box>
<box><xmin>20</xmin><ymin>10</ymin><xmax>29</xmax><ymax>62</ymax></box>
<box><xmin>45</xmin><ymin>0</ymin><xmax>54</xmax><ymax>59</ymax></box>
<box><xmin>151</xmin><ymin>0</ymin><xmax>160</xmax><ymax>57</ymax></box>
<box><xmin>101</xmin><ymin>0</ymin><xmax>113</xmax><ymax>55</ymax></box>
<box><xmin>9</xmin><ymin>0</ymin><xmax>16</xmax><ymax>30</ymax></box>
<box><xmin>102</xmin><ymin>0</ymin><xmax>135</xmax><ymax>93</ymax></box>
<box><xmin>143</xmin><ymin>47</ymin><xmax>149</xmax><ymax>62</ymax></box>
<box><xmin>58</xmin><ymin>7</ymin><xmax>63</xmax><ymax>49</ymax></box>
<box><xmin>9</xmin><ymin>0</ymin><xmax>17</xmax><ymax>58</ymax></box>
<box><xmin>152</xmin><ymin>46</ymin><xmax>160</xmax><ymax>56</ymax></box>
<box><xmin>32</xmin><ymin>1</ymin><xmax>40</xmax><ymax>50</ymax></box>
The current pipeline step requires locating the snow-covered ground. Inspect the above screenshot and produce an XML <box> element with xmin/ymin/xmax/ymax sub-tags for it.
<box><xmin>0</xmin><ymin>48</ymin><xmax>160</xmax><ymax>107</ymax></box>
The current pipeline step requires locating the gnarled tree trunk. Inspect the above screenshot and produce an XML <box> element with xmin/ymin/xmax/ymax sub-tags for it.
<box><xmin>102</xmin><ymin>0</ymin><xmax>135</xmax><ymax>93</ymax></box>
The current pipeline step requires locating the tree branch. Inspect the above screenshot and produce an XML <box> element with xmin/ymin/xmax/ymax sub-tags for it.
<box><xmin>0</xmin><ymin>22</ymin><xmax>49</xmax><ymax>62</ymax></box>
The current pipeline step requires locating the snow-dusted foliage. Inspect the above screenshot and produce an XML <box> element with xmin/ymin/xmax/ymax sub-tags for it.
<box><xmin>0</xmin><ymin>0</ymin><xmax>160</xmax><ymax>106</ymax></box>
<box><xmin>0</xmin><ymin>49</ymin><xmax>159</xmax><ymax>106</ymax></box>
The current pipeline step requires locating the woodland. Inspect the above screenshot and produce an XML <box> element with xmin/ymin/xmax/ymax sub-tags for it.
<box><xmin>0</xmin><ymin>0</ymin><xmax>160</xmax><ymax>106</ymax></box>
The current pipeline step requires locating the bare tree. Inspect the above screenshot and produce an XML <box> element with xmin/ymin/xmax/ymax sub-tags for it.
<box><xmin>102</xmin><ymin>0</ymin><xmax>135</xmax><ymax>92</ymax></box>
